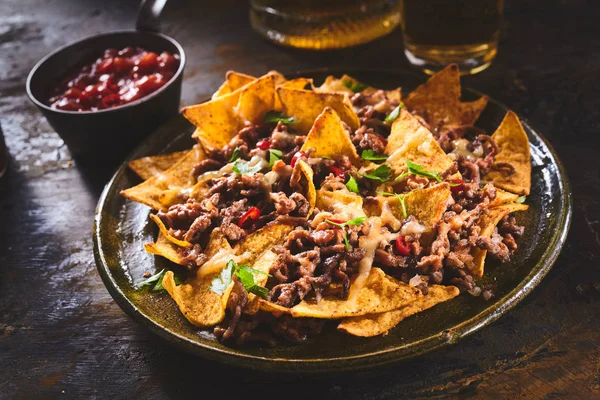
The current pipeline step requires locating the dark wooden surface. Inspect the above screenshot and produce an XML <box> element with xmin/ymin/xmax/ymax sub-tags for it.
<box><xmin>1</xmin><ymin>0</ymin><xmax>599</xmax><ymax>398</ymax></box>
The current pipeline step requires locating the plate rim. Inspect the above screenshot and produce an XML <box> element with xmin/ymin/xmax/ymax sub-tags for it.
<box><xmin>93</xmin><ymin>68</ymin><xmax>572</xmax><ymax>372</ymax></box>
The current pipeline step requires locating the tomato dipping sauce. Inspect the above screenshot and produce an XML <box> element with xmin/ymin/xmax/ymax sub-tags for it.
<box><xmin>48</xmin><ymin>47</ymin><xmax>180</xmax><ymax>112</ymax></box>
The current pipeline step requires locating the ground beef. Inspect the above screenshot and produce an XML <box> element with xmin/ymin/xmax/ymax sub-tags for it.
<box><xmin>214</xmin><ymin>277</ymin><xmax>248</xmax><ymax>342</ymax></box>
<box><xmin>192</xmin><ymin>159</ymin><xmax>224</xmax><ymax>177</ymax></box>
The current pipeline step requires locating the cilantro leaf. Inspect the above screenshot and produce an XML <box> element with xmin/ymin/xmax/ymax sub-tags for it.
<box><xmin>233</xmin><ymin>160</ymin><xmax>262</xmax><ymax>176</ymax></box>
<box><xmin>210</xmin><ymin>260</ymin><xmax>271</xmax><ymax>299</ymax></box>
<box><xmin>325</xmin><ymin>217</ymin><xmax>367</xmax><ymax>250</ymax></box>
<box><xmin>516</xmin><ymin>195</ymin><xmax>527</xmax><ymax>204</ymax></box>
<box><xmin>210</xmin><ymin>260</ymin><xmax>235</xmax><ymax>295</ymax></box>
<box><xmin>229</xmin><ymin>147</ymin><xmax>243</xmax><ymax>163</ymax></box>
<box><xmin>363</xmin><ymin>164</ymin><xmax>392</xmax><ymax>182</ymax></box>
<box><xmin>405</xmin><ymin>159</ymin><xmax>442</xmax><ymax>182</ymax></box>
<box><xmin>384</xmin><ymin>103</ymin><xmax>404</xmax><ymax>124</ymax></box>
<box><xmin>361</xmin><ymin>149</ymin><xmax>387</xmax><ymax>162</ymax></box>
<box><xmin>346</xmin><ymin>176</ymin><xmax>360</xmax><ymax>193</ymax></box>
<box><xmin>137</xmin><ymin>269</ymin><xmax>167</xmax><ymax>291</ymax></box>
<box><xmin>264</xmin><ymin>111</ymin><xmax>297</xmax><ymax>125</ymax></box>
<box><xmin>268</xmin><ymin>149</ymin><xmax>283</xmax><ymax>168</ymax></box>
<box><xmin>343</xmin><ymin>79</ymin><xmax>368</xmax><ymax>93</ymax></box>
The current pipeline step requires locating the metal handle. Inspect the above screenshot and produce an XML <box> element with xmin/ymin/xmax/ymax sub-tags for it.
<box><xmin>136</xmin><ymin>0</ymin><xmax>168</xmax><ymax>32</ymax></box>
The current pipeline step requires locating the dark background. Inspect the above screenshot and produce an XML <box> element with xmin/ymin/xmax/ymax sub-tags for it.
<box><xmin>1</xmin><ymin>0</ymin><xmax>599</xmax><ymax>398</ymax></box>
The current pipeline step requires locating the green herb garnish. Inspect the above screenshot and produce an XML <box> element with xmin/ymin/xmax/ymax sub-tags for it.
<box><xmin>264</xmin><ymin>111</ymin><xmax>297</xmax><ymax>125</ymax></box>
<box><xmin>210</xmin><ymin>259</ymin><xmax>271</xmax><ymax>298</ymax></box>
<box><xmin>516</xmin><ymin>195</ymin><xmax>527</xmax><ymax>204</ymax></box>
<box><xmin>268</xmin><ymin>149</ymin><xmax>283</xmax><ymax>168</ymax></box>
<box><xmin>395</xmin><ymin>160</ymin><xmax>442</xmax><ymax>182</ymax></box>
<box><xmin>378</xmin><ymin>191</ymin><xmax>408</xmax><ymax>219</ymax></box>
<box><xmin>137</xmin><ymin>269</ymin><xmax>182</xmax><ymax>291</ymax></box>
<box><xmin>361</xmin><ymin>149</ymin><xmax>387</xmax><ymax>162</ymax></box>
<box><xmin>325</xmin><ymin>216</ymin><xmax>367</xmax><ymax>250</ymax></box>
<box><xmin>384</xmin><ymin>103</ymin><xmax>404</xmax><ymax>124</ymax></box>
<box><xmin>363</xmin><ymin>164</ymin><xmax>392</xmax><ymax>182</ymax></box>
<box><xmin>345</xmin><ymin>176</ymin><xmax>360</xmax><ymax>194</ymax></box>
<box><xmin>229</xmin><ymin>147</ymin><xmax>243</xmax><ymax>163</ymax></box>
<box><xmin>233</xmin><ymin>160</ymin><xmax>262</xmax><ymax>176</ymax></box>
<box><xmin>343</xmin><ymin>80</ymin><xmax>368</xmax><ymax>93</ymax></box>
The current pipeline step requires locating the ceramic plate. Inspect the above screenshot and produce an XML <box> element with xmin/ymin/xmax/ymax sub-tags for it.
<box><xmin>93</xmin><ymin>69</ymin><xmax>572</xmax><ymax>372</ymax></box>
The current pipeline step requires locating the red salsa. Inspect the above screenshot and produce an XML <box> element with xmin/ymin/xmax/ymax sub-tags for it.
<box><xmin>49</xmin><ymin>47</ymin><xmax>180</xmax><ymax>112</ymax></box>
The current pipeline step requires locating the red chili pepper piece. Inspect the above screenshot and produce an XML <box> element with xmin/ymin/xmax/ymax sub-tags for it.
<box><xmin>327</xmin><ymin>219</ymin><xmax>344</xmax><ymax>224</ymax></box>
<box><xmin>238</xmin><ymin>207</ymin><xmax>261</xmax><ymax>229</ymax></box>
<box><xmin>395</xmin><ymin>236</ymin><xmax>411</xmax><ymax>256</ymax></box>
<box><xmin>256</xmin><ymin>140</ymin><xmax>270</xmax><ymax>150</ymax></box>
<box><xmin>378</xmin><ymin>135</ymin><xmax>388</xmax><ymax>147</ymax></box>
<box><xmin>448</xmin><ymin>178</ymin><xmax>465</xmax><ymax>193</ymax></box>
<box><xmin>290</xmin><ymin>151</ymin><xmax>305</xmax><ymax>168</ymax></box>
<box><xmin>328</xmin><ymin>166</ymin><xmax>345</xmax><ymax>179</ymax></box>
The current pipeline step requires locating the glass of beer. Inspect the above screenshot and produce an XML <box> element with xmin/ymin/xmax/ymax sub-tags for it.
<box><xmin>400</xmin><ymin>0</ymin><xmax>504</xmax><ymax>75</ymax></box>
<box><xmin>250</xmin><ymin>0</ymin><xmax>401</xmax><ymax>50</ymax></box>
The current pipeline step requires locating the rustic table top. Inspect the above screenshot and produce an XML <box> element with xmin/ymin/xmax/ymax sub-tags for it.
<box><xmin>1</xmin><ymin>0</ymin><xmax>599</xmax><ymax>398</ymax></box>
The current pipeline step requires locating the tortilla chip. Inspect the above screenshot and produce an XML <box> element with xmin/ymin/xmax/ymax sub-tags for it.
<box><xmin>318</xmin><ymin>75</ymin><xmax>402</xmax><ymax>103</ymax></box>
<box><xmin>403</xmin><ymin>64</ymin><xmax>488</xmax><ymax>132</ymax></box>
<box><xmin>301</xmin><ymin>107</ymin><xmax>360</xmax><ymax>165</ymax></box>
<box><xmin>185</xmin><ymin>73</ymin><xmax>278</xmax><ymax>151</ymax></box>
<box><xmin>243</xmin><ymin>250</ymin><xmax>278</xmax><ymax>315</ymax></box>
<box><xmin>128</xmin><ymin>151</ymin><xmax>189</xmax><ymax>181</ymax></box>
<box><xmin>280</xmin><ymin>77</ymin><xmax>314</xmax><ymax>90</ymax></box>
<box><xmin>490</xmin><ymin>188</ymin><xmax>520</xmax><ymax>207</ymax></box>
<box><xmin>121</xmin><ymin>145</ymin><xmax>205</xmax><ymax>211</ymax></box>
<box><xmin>162</xmin><ymin>270</ymin><xmax>233</xmax><ymax>327</ymax></box>
<box><xmin>289</xmin><ymin>268</ymin><xmax>422</xmax><ymax>319</ymax></box>
<box><xmin>471</xmin><ymin>203</ymin><xmax>529</xmax><ymax>277</ymax></box>
<box><xmin>277</xmin><ymin>87</ymin><xmax>360</xmax><ymax>134</ymax></box>
<box><xmin>233</xmin><ymin>223</ymin><xmax>295</xmax><ymax>264</ymax></box>
<box><xmin>234</xmin><ymin>73</ymin><xmax>277</xmax><ymax>125</ymax></box>
<box><xmin>292</xmin><ymin>160</ymin><xmax>317</xmax><ymax>216</ymax></box>
<box><xmin>338</xmin><ymin>285</ymin><xmax>460</xmax><ymax>337</ymax></box>
<box><xmin>485</xmin><ymin>111</ymin><xmax>531</xmax><ymax>195</ymax></box>
<box><xmin>370</xmin><ymin>183</ymin><xmax>452</xmax><ymax>230</ymax></box>
<box><xmin>385</xmin><ymin>111</ymin><xmax>456</xmax><ymax>178</ymax></box>
<box><xmin>316</xmin><ymin>189</ymin><xmax>365</xmax><ymax>220</ymax></box>
<box><xmin>149</xmin><ymin>214</ymin><xmax>192</xmax><ymax>248</ymax></box>
<box><xmin>212</xmin><ymin>71</ymin><xmax>256</xmax><ymax>99</ymax></box>
<box><xmin>144</xmin><ymin>233</ymin><xmax>185</xmax><ymax>265</ymax></box>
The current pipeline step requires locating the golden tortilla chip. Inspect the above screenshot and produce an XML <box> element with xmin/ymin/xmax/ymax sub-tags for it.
<box><xmin>243</xmin><ymin>250</ymin><xmax>278</xmax><ymax>315</ymax></box>
<box><xmin>149</xmin><ymin>214</ymin><xmax>192</xmax><ymax>248</ymax></box>
<box><xmin>490</xmin><ymin>188</ymin><xmax>520</xmax><ymax>207</ymax></box>
<box><xmin>316</xmin><ymin>188</ymin><xmax>365</xmax><ymax>220</ymax></box>
<box><xmin>280</xmin><ymin>77</ymin><xmax>314</xmax><ymax>90</ymax></box>
<box><xmin>212</xmin><ymin>71</ymin><xmax>256</xmax><ymax>99</ymax></box>
<box><xmin>128</xmin><ymin>151</ymin><xmax>189</xmax><ymax>181</ymax></box>
<box><xmin>185</xmin><ymin>73</ymin><xmax>278</xmax><ymax>151</ymax></box>
<box><xmin>404</xmin><ymin>64</ymin><xmax>488</xmax><ymax>132</ymax></box>
<box><xmin>301</xmin><ymin>107</ymin><xmax>360</xmax><ymax>165</ymax></box>
<box><xmin>385</xmin><ymin>111</ymin><xmax>456</xmax><ymax>178</ymax></box>
<box><xmin>233</xmin><ymin>223</ymin><xmax>295</xmax><ymax>264</ymax></box>
<box><xmin>471</xmin><ymin>203</ymin><xmax>529</xmax><ymax>277</ymax></box>
<box><xmin>292</xmin><ymin>160</ymin><xmax>317</xmax><ymax>216</ymax></box>
<box><xmin>318</xmin><ymin>74</ymin><xmax>402</xmax><ymax>103</ymax></box>
<box><xmin>289</xmin><ymin>268</ymin><xmax>422</xmax><ymax>319</ymax></box>
<box><xmin>121</xmin><ymin>145</ymin><xmax>205</xmax><ymax>211</ymax></box>
<box><xmin>338</xmin><ymin>285</ymin><xmax>460</xmax><ymax>337</ymax></box>
<box><xmin>485</xmin><ymin>111</ymin><xmax>531</xmax><ymax>195</ymax></box>
<box><xmin>162</xmin><ymin>271</ymin><xmax>233</xmax><ymax>327</ymax></box>
<box><xmin>370</xmin><ymin>183</ymin><xmax>452</xmax><ymax>231</ymax></box>
<box><xmin>277</xmin><ymin>87</ymin><xmax>360</xmax><ymax>134</ymax></box>
<box><xmin>144</xmin><ymin>233</ymin><xmax>185</xmax><ymax>266</ymax></box>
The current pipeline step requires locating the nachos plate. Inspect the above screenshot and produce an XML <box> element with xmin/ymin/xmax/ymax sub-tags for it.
<box><xmin>94</xmin><ymin>68</ymin><xmax>571</xmax><ymax>372</ymax></box>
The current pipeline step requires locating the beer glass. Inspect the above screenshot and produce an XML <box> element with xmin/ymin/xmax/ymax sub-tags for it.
<box><xmin>250</xmin><ymin>0</ymin><xmax>401</xmax><ymax>50</ymax></box>
<box><xmin>400</xmin><ymin>0</ymin><xmax>504</xmax><ymax>75</ymax></box>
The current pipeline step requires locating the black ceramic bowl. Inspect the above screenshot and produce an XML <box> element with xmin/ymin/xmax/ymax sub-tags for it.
<box><xmin>26</xmin><ymin>30</ymin><xmax>186</xmax><ymax>160</ymax></box>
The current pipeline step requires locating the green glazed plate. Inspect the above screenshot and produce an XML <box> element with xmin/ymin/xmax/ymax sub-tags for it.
<box><xmin>93</xmin><ymin>69</ymin><xmax>572</xmax><ymax>373</ymax></box>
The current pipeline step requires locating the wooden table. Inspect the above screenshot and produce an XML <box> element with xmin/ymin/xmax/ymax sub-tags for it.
<box><xmin>1</xmin><ymin>0</ymin><xmax>599</xmax><ymax>398</ymax></box>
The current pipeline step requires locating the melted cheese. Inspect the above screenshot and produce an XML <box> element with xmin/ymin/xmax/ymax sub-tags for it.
<box><xmin>380</xmin><ymin>199</ymin><xmax>402</xmax><ymax>231</ymax></box>
<box><xmin>198</xmin><ymin>249</ymin><xmax>251</xmax><ymax>278</ymax></box>
<box><xmin>450</xmin><ymin>138</ymin><xmax>483</xmax><ymax>161</ymax></box>
<box><xmin>348</xmin><ymin>217</ymin><xmax>383</xmax><ymax>302</ymax></box>
<box><xmin>400</xmin><ymin>219</ymin><xmax>427</xmax><ymax>236</ymax></box>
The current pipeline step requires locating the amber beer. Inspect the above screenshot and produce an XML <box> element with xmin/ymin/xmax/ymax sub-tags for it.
<box><xmin>250</xmin><ymin>0</ymin><xmax>400</xmax><ymax>50</ymax></box>
<box><xmin>400</xmin><ymin>0</ymin><xmax>504</xmax><ymax>74</ymax></box>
